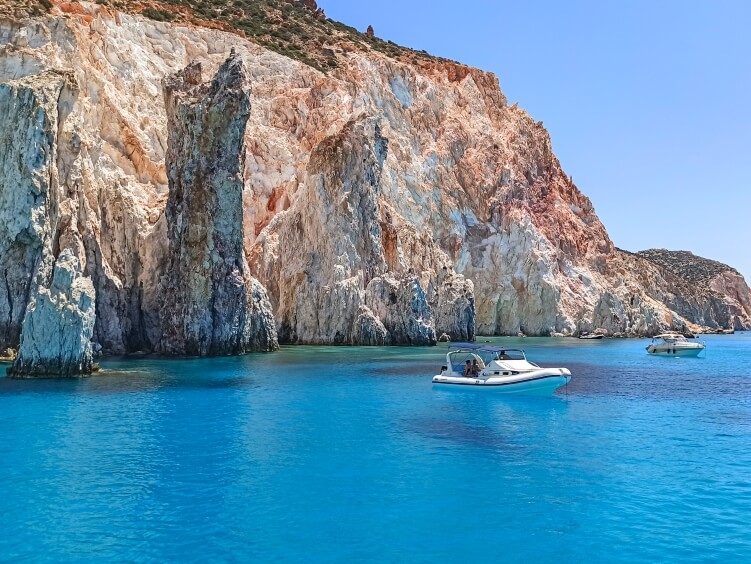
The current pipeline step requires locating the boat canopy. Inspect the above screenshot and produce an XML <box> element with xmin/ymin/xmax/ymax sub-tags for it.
<box><xmin>653</xmin><ymin>333</ymin><xmax>687</xmax><ymax>339</ymax></box>
<box><xmin>448</xmin><ymin>344</ymin><xmax>527</xmax><ymax>363</ymax></box>
<box><xmin>450</xmin><ymin>342</ymin><xmax>512</xmax><ymax>352</ymax></box>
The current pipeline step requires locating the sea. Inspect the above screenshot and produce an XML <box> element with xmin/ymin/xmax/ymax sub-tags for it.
<box><xmin>1</xmin><ymin>333</ymin><xmax>750</xmax><ymax>562</ymax></box>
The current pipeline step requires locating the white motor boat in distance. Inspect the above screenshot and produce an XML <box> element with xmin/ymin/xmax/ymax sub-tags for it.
<box><xmin>646</xmin><ymin>333</ymin><xmax>705</xmax><ymax>357</ymax></box>
<box><xmin>432</xmin><ymin>343</ymin><xmax>571</xmax><ymax>395</ymax></box>
<box><xmin>578</xmin><ymin>332</ymin><xmax>603</xmax><ymax>340</ymax></box>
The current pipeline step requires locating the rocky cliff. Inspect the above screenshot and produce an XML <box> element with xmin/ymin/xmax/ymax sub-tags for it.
<box><xmin>632</xmin><ymin>249</ymin><xmax>751</xmax><ymax>331</ymax></box>
<box><xmin>159</xmin><ymin>51</ymin><xmax>278</xmax><ymax>355</ymax></box>
<box><xmin>0</xmin><ymin>0</ymin><xmax>749</xmax><ymax>368</ymax></box>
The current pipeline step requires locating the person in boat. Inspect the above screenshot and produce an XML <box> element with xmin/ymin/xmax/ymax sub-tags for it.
<box><xmin>471</xmin><ymin>359</ymin><xmax>481</xmax><ymax>376</ymax></box>
<box><xmin>463</xmin><ymin>360</ymin><xmax>473</xmax><ymax>377</ymax></box>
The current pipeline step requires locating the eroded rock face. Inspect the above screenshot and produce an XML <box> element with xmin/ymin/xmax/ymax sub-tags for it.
<box><xmin>251</xmin><ymin>116</ymin><xmax>472</xmax><ymax>344</ymax></box>
<box><xmin>159</xmin><ymin>52</ymin><xmax>278</xmax><ymax>356</ymax></box>
<box><xmin>9</xmin><ymin>249</ymin><xmax>96</xmax><ymax>377</ymax></box>
<box><xmin>365</xmin><ymin>275</ymin><xmax>436</xmax><ymax>346</ymax></box>
<box><xmin>0</xmin><ymin>67</ymin><xmax>100</xmax><ymax>376</ymax></box>
<box><xmin>353</xmin><ymin>306</ymin><xmax>389</xmax><ymax>346</ymax></box>
<box><xmin>635</xmin><ymin>249</ymin><xmax>751</xmax><ymax>331</ymax></box>
<box><xmin>0</xmin><ymin>71</ymin><xmax>64</xmax><ymax>352</ymax></box>
<box><xmin>431</xmin><ymin>268</ymin><xmax>475</xmax><ymax>342</ymax></box>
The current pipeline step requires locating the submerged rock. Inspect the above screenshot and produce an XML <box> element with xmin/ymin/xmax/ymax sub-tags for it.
<box><xmin>159</xmin><ymin>52</ymin><xmax>278</xmax><ymax>356</ymax></box>
<box><xmin>8</xmin><ymin>250</ymin><xmax>97</xmax><ymax>377</ymax></box>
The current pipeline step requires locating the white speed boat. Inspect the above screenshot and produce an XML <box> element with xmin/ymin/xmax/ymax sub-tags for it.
<box><xmin>432</xmin><ymin>343</ymin><xmax>571</xmax><ymax>395</ymax></box>
<box><xmin>578</xmin><ymin>332</ymin><xmax>603</xmax><ymax>340</ymax></box>
<box><xmin>646</xmin><ymin>333</ymin><xmax>705</xmax><ymax>357</ymax></box>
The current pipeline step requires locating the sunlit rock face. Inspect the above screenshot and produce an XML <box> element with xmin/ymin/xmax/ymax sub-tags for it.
<box><xmin>9</xmin><ymin>250</ymin><xmax>97</xmax><ymax>377</ymax></box>
<box><xmin>631</xmin><ymin>249</ymin><xmax>751</xmax><ymax>332</ymax></box>
<box><xmin>250</xmin><ymin>116</ymin><xmax>470</xmax><ymax>344</ymax></box>
<box><xmin>0</xmin><ymin>14</ymin><xmax>168</xmax><ymax>357</ymax></box>
<box><xmin>0</xmin><ymin>71</ymin><xmax>62</xmax><ymax>351</ymax></box>
<box><xmin>0</xmin><ymin>2</ymin><xmax>748</xmax><ymax>360</ymax></box>
<box><xmin>159</xmin><ymin>53</ymin><xmax>278</xmax><ymax>355</ymax></box>
<box><xmin>0</xmin><ymin>68</ymin><xmax>97</xmax><ymax>376</ymax></box>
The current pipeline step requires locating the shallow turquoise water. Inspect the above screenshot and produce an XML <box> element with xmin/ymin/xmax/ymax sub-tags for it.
<box><xmin>1</xmin><ymin>333</ymin><xmax>750</xmax><ymax>562</ymax></box>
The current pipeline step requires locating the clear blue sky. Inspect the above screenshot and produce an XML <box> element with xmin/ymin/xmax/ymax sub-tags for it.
<box><xmin>320</xmin><ymin>0</ymin><xmax>751</xmax><ymax>281</ymax></box>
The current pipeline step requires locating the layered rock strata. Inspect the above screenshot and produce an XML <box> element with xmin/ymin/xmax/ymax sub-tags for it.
<box><xmin>159</xmin><ymin>52</ymin><xmax>278</xmax><ymax>355</ymax></box>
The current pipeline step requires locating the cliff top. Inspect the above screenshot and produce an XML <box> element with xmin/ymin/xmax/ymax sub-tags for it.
<box><xmin>634</xmin><ymin>248</ymin><xmax>738</xmax><ymax>285</ymax></box>
<box><xmin>5</xmin><ymin>0</ymin><xmax>465</xmax><ymax>73</ymax></box>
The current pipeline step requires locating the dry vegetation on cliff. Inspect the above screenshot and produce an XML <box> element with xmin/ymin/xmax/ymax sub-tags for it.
<box><xmin>8</xmin><ymin>0</ymin><xmax>454</xmax><ymax>72</ymax></box>
<box><xmin>1</xmin><ymin>0</ymin><xmax>53</xmax><ymax>17</ymax></box>
<box><xmin>636</xmin><ymin>249</ymin><xmax>738</xmax><ymax>286</ymax></box>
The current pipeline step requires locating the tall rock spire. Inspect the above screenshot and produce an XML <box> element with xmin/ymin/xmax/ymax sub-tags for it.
<box><xmin>159</xmin><ymin>52</ymin><xmax>278</xmax><ymax>356</ymax></box>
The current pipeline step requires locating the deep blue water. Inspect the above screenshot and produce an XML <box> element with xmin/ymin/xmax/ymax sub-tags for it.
<box><xmin>1</xmin><ymin>333</ymin><xmax>750</xmax><ymax>562</ymax></box>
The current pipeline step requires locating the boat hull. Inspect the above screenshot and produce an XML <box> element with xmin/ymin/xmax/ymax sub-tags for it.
<box><xmin>646</xmin><ymin>346</ymin><xmax>704</xmax><ymax>357</ymax></box>
<box><xmin>432</xmin><ymin>372</ymin><xmax>571</xmax><ymax>396</ymax></box>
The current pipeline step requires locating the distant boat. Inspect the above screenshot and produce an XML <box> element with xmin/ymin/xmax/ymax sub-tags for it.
<box><xmin>432</xmin><ymin>343</ymin><xmax>571</xmax><ymax>395</ymax></box>
<box><xmin>578</xmin><ymin>332</ymin><xmax>603</xmax><ymax>340</ymax></box>
<box><xmin>646</xmin><ymin>333</ymin><xmax>705</xmax><ymax>357</ymax></box>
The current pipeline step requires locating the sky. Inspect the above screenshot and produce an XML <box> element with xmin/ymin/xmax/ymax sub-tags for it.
<box><xmin>320</xmin><ymin>0</ymin><xmax>751</xmax><ymax>281</ymax></box>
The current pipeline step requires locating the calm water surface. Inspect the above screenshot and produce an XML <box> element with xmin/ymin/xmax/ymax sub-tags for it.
<box><xmin>1</xmin><ymin>334</ymin><xmax>750</xmax><ymax>562</ymax></box>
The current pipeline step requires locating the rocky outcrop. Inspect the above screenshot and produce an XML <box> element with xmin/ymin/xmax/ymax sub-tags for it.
<box><xmin>637</xmin><ymin>249</ymin><xmax>741</xmax><ymax>284</ymax></box>
<box><xmin>431</xmin><ymin>269</ymin><xmax>475</xmax><ymax>342</ymax></box>
<box><xmin>0</xmin><ymin>65</ymin><xmax>100</xmax><ymax>376</ymax></box>
<box><xmin>0</xmin><ymin>71</ymin><xmax>63</xmax><ymax>353</ymax></box>
<box><xmin>159</xmin><ymin>52</ymin><xmax>278</xmax><ymax>356</ymax></box>
<box><xmin>629</xmin><ymin>249</ymin><xmax>751</xmax><ymax>331</ymax></box>
<box><xmin>8</xmin><ymin>249</ymin><xmax>97</xmax><ymax>377</ymax></box>
<box><xmin>365</xmin><ymin>275</ymin><xmax>436</xmax><ymax>346</ymax></box>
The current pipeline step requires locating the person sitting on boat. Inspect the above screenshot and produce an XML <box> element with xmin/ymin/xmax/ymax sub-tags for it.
<box><xmin>463</xmin><ymin>360</ymin><xmax>473</xmax><ymax>377</ymax></box>
<box><xmin>471</xmin><ymin>359</ymin><xmax>481</xmax><ymax>376</ymax></box>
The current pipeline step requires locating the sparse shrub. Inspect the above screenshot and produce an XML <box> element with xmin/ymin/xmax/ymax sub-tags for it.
<box><xmin>143</xmin><ymin>7</ymin><xmax>175</xmax><ymax>22</ymax></box>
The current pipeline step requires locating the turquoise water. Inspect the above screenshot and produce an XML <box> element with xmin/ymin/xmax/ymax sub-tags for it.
<box><xmin>1</xmin><ymin>334</ymin><xmax>750</xmax><ymax>562</ymax></box>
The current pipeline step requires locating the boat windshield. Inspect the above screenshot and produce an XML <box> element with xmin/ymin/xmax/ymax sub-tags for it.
<box><xmin>654</xmin><ymin>334</ymin><xmax>686</xmax><ymax>342</ymax></box>
<box><xmin>494</xmin><ymin>349</ymin><xmax>526</xmax><ymax>361</ymax></box>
